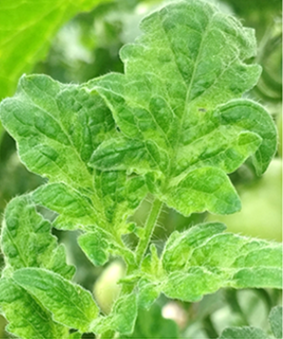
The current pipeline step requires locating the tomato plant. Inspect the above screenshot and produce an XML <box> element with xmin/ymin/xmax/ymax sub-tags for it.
<box><xmin>0</xmin><ymin>1</ymin><xmax>282</xmax><ymax>338</ymax></box>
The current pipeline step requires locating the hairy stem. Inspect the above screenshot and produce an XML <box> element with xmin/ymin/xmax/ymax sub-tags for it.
<box><xmin>135</xmin><ymin>198</ymin><xmax>163</xmax><ymax>266</ymax></box>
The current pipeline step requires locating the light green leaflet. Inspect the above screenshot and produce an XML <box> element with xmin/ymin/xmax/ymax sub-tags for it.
<box><xmin>137</xmin><ymin>222</ymin><xmax>282</xmax><ymax>304</ymax></box>
<box><xmin>88</xmin><ymin>0</ymin><xmax>277</xmax><ymax>216</ymax></box>
<box><xmin>0</xmin><ymin>0</ymin><xmax>111</xmax><ymax>100</ymax></box>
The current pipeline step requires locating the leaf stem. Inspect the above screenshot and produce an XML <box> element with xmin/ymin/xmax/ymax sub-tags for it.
<box><xmin>135</xmin><ymin>198</ymin><xmax>163</xmax><ymax>266</ymax></box>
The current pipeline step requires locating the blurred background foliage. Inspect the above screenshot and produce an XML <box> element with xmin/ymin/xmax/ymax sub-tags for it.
<box><xmin>0</xmin><ymin>0</ymin><xmax>282</xmax><ymax>338</ymax></box>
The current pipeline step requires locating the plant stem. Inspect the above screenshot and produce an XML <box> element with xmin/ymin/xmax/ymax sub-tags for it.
<box><xmin>135</xmin><ymin>198</ymin><xmax>163</xmax><ymax>266</ymax></box>
<box><xmin>202</xmin><ymin>315</ymin><xmax>218</xmax><ymax>339</ymax></box>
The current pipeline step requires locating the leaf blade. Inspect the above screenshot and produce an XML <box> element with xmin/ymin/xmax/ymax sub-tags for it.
<box><xmin>1</xmin><ymin>195</ymin><xmax>75</xmax><ymax>279</ymax></box>
<box><xmin>0</xmin><ymin>278</ymin><xmax>68</xmax><ymax>339</ymax></box>
<box><xmin>160</xmin><ymin>222</ymin><xmax>282</xmax><ymax>302</ymax></box>
<box><xmin>13</xmin><ymin>268</ymin><xmax>99</xmax><ymax>333</ymax></box>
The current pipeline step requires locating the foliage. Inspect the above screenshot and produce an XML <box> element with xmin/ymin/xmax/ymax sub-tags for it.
<box><xmin>0</xmin><ymin>1</ymin><xmax>282</xmax><ymax>338</ymax></box>
<box><xmin>0</xmin><ymin>0</ymin><xmax>112</xmax><ymax>101</ymax></box>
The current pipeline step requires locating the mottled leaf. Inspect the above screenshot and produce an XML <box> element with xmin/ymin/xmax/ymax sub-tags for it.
<box><xmin>13</xmin><ymin>268</ymin><xmax>99</xmax><ymax>333</ymax></box>
<box><xmin>1</xmin><ymin>195</ymin><xmax>75</xmax><ymax>279</ymax></box>
<box><xmin>0</xmin><ymin>278</ymin><xmax>68</xmax><ymax>339</ymax></box>
<box><xmin>88</xmin><ymin>0</ymin><xmax>277</xmax><ymax>216</ymax></box>
<box><xmin>161</xmin><ymin>223</ymin><xmax>282</xmax><ymax>301</ymax></box>
<box><xmin>165</xmin><ymin>167</ymin><xmax>241</xmax><ymax>215</ymax></box>
<box><xmin>0</xmin><ymin>74</ymin><xmax>147</xmax><ymax>238</ymax></box>
<box><xmin>137</xmin><ymin>222</ymin><xmax>282</xmax><ymax>303</ymax></box>
<box><xmin>0</xmin><ymin>75</ymin><xmax>113</xmax><ymax>190</ymax></box>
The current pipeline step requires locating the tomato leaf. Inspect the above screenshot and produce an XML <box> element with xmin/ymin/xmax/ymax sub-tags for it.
<box><xmin>137</xmin><ymin>222</ymin><xmax>282</xmax><ymax>304</ymax></box>
<box><xmin>0</xmin><ymin>278</ymin><xmax>69</xmax><ymax>339</ymax></box>
<box><xmin>88</xmin><ymin>0</ymin><xmax>276</xmax><ymax>216</ymax></box>
<box><xmin>13</xmin><ymin>268</ymin><xmax>99</xmax><ymax>333</ymax></box>
<box><xmin>1</xmin><ymin>195</ymin><xmax>74</xmax><ymax>279</ymax></box>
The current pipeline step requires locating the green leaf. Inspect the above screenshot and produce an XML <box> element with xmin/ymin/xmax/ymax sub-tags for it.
<box><xmin>0</xmin><ymin>278</ymin><xmax>68</xmax><ymax>339</ymax></box>
<box><xmin>164</xmin><ymin>166</ymin><xmax>241</xmax><ymax>215</ymax></box>
<box><xmin>91</xmin><ymin>293</ymin><xmax>138</xmax><ymax>335</ymax></box>
<box><xmin>0</xmin><ymin>0</ymin><xmax>111</xmax><ymax>100</ymax></box>
<box><xmin>13</xmin><ymin>268</ymin><xmax>99</xmax><ymax>333</ymax></box>
<box><xmin>78</xmin><ymin>227</ymin><xmax>136</xmax><ymax>267</ymax></box>
<box><xmin>93</xmin><ymin>170</ymin><xmax>148</xmax><ymax>233</ymax></box>
<box><xmin>0</xmin><ymin>75</ymin><xmax>113</xmax><ymax>190</ymax></box>
<box><xmin>162</xmin><ymin>223</ymin><xmax>282</xmax><ymax>301</ymax></box>
<box><xmin>0</xmin><ymin>75</ymin><xmax>147</xmax><ymax>240</ymax></box>
<box><xmin>78</xmin><ymin>229</ymin><xmax>112</xmax><ymax>266</ymax></box>
<box><xmin>88</xmin><ymin>0</ymin><xmax>277</xmax><ymax>216</ymax></box>
<box><xmin>138</xmin><ymin>222</ymin><xmax>282</xmax><ymax>303</ymax></box>
<box><xmin>162</xmin><ymin>222</ymin><xmax>226</xmax><ymax>272</ymax></box>
<box><xmin>33</xmin><ymin>183</ymin><xmax>98</xmax><ymax>230</ymax></box>
<box><xmin>123</xmin><ymin>303</ymin><xmax>180</xmax><ymax>339</ymax></box>
<box><xmin>218</xmin><ymin>327</ymin><xmax>268</xmax><ymax>339</ymax></box>
<box><xmin>214</xmin><ymin>99</ymin><xmax>278</xmax><ymax>175</ymax></box>
<box><xmin>269</xmin><ymin>306</ymin><xmax>282</xmax><ymax>339</ymax></box>
<box><xmin>1</xmin><ymin>195</ymin><xmax>75</xmax><ymax>279</ymax></box>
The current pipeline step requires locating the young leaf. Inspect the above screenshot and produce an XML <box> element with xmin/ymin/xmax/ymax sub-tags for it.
<box><xmin>13</xmin><ymin>268</ymin><xmax>99</xmax><ymax>333</ymax></box>
<box><xmin>269</xmin><ymin>306</ymin><xmax>282</xmax><ymax>339</ymax></box>
<box><xmin>1</xmin><ymin>195</ymin><xmax>75</xmax><ymax>279</ymax></box>
<box><xmin>88</xmin><ymin>0</ymin><xmax>277</xmax><ymax>216</ymax></box>
<box><xmin>218</xmin><ymin>327</ymin><xmax>268</xmax><ymax>339</ymax></box>
<box><xmin>0</xmin><ymin>278</ymin><xmax>69</xmax><ymax>339</ymax></box>
<box><xmin>78</xmin><ymin>227</ymin><xmax>135</xmax><ymax>267</ymax></box>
